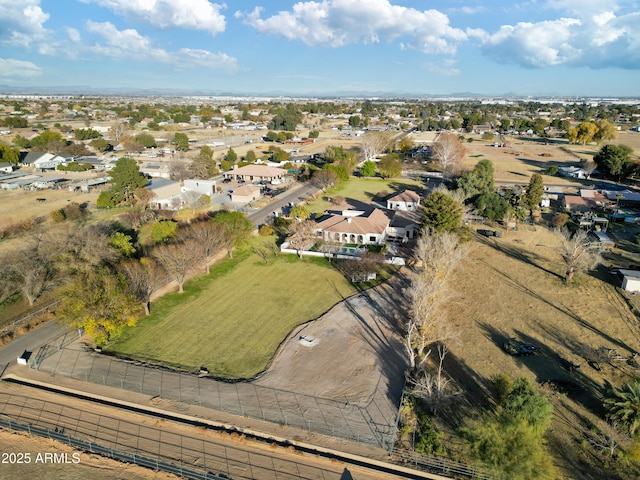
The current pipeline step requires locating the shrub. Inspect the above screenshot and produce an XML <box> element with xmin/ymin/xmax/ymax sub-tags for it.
<box><xmin>552</xmin><ymin>213</ymin><xmax>569</xmax><ymax>228</ymax></box>
<box><xmin>258</xmin><ymin>224</ymin><xmax>273</xmax><ymax>236</ymax></box>
<box><xmin>545</xmin><ymin>165</ymin><xmax>559</xmax><ymax>176</ymax></box>
<box><xmin>50</xmin><ymin>209</ymin><xmax>66</xmax><ymax>223</ymax></box>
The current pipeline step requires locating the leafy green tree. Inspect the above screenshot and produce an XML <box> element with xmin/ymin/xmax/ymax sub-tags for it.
<box><xmin>173</xmin><ymin>132</ymin><xmax>189</xmax><ymax>151</ymax></box>
<box><xmin>462</xmin><ymin>376</ymin><xmax>555</xmax><ymax>479</ymax></box>
<box><xmin>30</xmin><ymin>130</ymin><xmax>64</xmax><ymax>149</ymax></box>
<box><xmin>458</xmin><ymin>159</ymin><xmax>495</xmax><ymax>200</ymax></box>
<box><xmin>135</xmin><ymin>132</ymin><xmax>156</xmax><ymax>148</ymax></box>
<box><xmin>476</xmin><ymin>192</ymin><xmax>510</xmax><ymax>221</ymax></box>
<box><xmin>594</xmin><ymin>144</ymin><xmax>635</xmax><ymax>181</ymax></box>
<box><xmin>110</xmin><ymin>232</ymin><xmax>136</xmax><ymax>257</ymax></box>
<box><xmin>0</xmin><ymin>142</ymin><xmax>20</xmax><ymax>164</ymax></box>
<box><xmin>211</xmin><ymin>211</ymin><xmax>253</xmax><ymax>258</ymax></box>
<box><xmin>289</xmin><ymin>205</ymin><xmax>310</xmax><ymax>220</ymax></box>
<box><xmin>378</xmin><ymin>154</ymin><xmax>402</xmax><ymax>179</ymax></box>
<box><xmin>265</xmin><ymin>131</ymin><xmax>279</xmax><ymax>142</ymax></box>
<box><xmin>605</xmin><ymin>379</ymin><xmax>640</xmax><ymax>435</ymax></box>
<box><xmin>13</xmin><ymin>135</ymin><xmax>30</xmax><ymax>149</ymax></box>
<box><xmin>151</xmin><ymin>220</ymin><xmax>178</xmax><ymax>243</ymax></box>
<box><xmin>2</xmin><ymin>116</ymin><xmax>28</xmax><ymax>128</ymax></box>
<box><xmin>97</xmin><ymin>189</ymin><xmax>122</xmax><ymax>208</ymax></box>
<box><xmin>308</xmin><ymin>130</ymin><xmax>320</xmax><ymax>139</ymax></box>
<box><xmin>58</xmin><ymin>267</ymin><xmax>139</xmax><ymax>345</ymax></box>
<box><xmin>74</xmin><ymin>128</ymin><xmax>100</xmax><ymax>140</ymax></box>
<box><xmin>348</xmin><ymin>115</ymin><xmax>361</xmax><ymax>128</ymax></box>
<box><xmin>225</xmin><ymin>148</ymin><xmax>238</xmax><ymax>164</ymax></box>
<box><xmin>90</xmin><ymin>137</ymin><xmax>110</xmax><ymax>152</ymax></box>
<box><xmin>106</xmin><ymin>157</ymin><xmax>148</xmax><ymax>205</ymax></box>
<box><xmin>568</xmin><ymin>121</ymin><xmax>598</xmax><ymax>144</ymax></box>
<box><xmin>244</xmin><ymin>149</ymin><xmax>257</xmax><ymax>163</ymax></box>
<box><xmin>360</xmin><ymin>160</ymin><xmax>376</xmax><ymax>177</ymax></box>
<box><xmin>422</xmin><ymin>191</ymin><xmax>463</xmax><ymax>233</ymax></box>
<box><xmin>524</xmin><ymin>173</ymin><xmax>545</xmax><ymax>213</ymax></box>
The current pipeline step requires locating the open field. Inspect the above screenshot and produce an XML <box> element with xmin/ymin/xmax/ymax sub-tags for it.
<box><xmin>107</xmin><ymin>244</ymin><xmax>358</xmax><ymax>379</ymax></box>
<box><xmin>437</xmin><ymin>225</ymin><xmax>640</xmax><ymax>479</ymax></box>
<box><xmin>462</xmin><ymin>131</ymin><xmax>640</xmax><ymax>184</ymax></box>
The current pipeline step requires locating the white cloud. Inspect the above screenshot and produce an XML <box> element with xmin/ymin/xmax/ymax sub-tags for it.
<box><xmin>238</xmin><ymin>0</ymin><xmax>466</xmax><ymax>55</ymax></box>
<box><xmin>0</xmin><ymin>0</ymin><xmax>50</xmax><ymax>48</ymax></box>
<box><xmin>84</xmin><ymin>21</ymin><xmax>237</xmax><ymax>71</ymax></box>
<box><xmin>425</xmin><ymin>59</ymin><xmax>460</xmax><ymax>76</ymax></box>
<box><xmin>481</xmin><ymin>11</ymin><xmax>640</xmax><ymax>69</ymax></box>
<box><xmin>0</xmin><ymin>58</ymin><xmax>42</xmax><ymax>80</ymax></box>
<box><xmin>545</xmin><ymin>0</ymin><xmax>620</xmax><ymax>16</ymax></box>
<box><xmin>82</xmin><ymin>0</ymin><xmax>226</xmax><ymax>35</ymax></box>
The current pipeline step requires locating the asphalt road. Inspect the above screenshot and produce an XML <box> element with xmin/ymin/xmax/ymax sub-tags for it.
<box><xmin>0</xmin><ymin>319</ymin><xmax>70</xmax><ymax>368</ymax></box>
<box><xmin>247</xmin><ymin>181</ymin><xmax>321</xmax><ymax>226</ymax></box>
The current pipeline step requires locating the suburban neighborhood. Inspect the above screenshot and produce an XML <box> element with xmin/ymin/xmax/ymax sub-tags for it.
<box><xmin>1</xmin><ymin>93</ymin><xmax>640</xmax><ymax>480</ymax></box>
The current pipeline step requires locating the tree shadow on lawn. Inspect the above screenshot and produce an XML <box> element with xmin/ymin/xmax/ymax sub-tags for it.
<box><xmin>327</xmin><ymin>273</ymin><xmax>409</xmax><ymax>406</ymax></box>
<box><xmin>436</xmin><ymin>350</ymin><xmax>495</xmax><ymax>430</ymax></box>
<box><xmin>476</xmin><ymin>233</ymin><xmax>564</xmax><ymax>281</ymax></box>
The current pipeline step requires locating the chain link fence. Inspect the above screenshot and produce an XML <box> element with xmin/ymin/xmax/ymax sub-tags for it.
<box><xmin>29</xmin><ymin>341</ymin><xmax>398</xmax><ymax>451</ymax></box>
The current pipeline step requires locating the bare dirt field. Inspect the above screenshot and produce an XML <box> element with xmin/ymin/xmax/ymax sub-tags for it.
<box><xmin>440</xmin><ymin>225</ymin><xmax>640</xmax><ymax>479</ymax></box>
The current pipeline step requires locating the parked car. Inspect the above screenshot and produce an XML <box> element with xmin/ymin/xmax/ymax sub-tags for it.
<box><xmin>477</xmin><ymin>229</ymin><xmax>502</xmax><ymax>238</ymax></box>
<box><xmin>222</xmin><ymin>178</ymin><xmax>232</xmax><ymax>183</ymax></box>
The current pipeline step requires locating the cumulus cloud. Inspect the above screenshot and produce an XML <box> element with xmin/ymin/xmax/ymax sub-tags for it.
<box><xmin>0</xmin><ymin>58</ymin><xmax>42</xmax><ymax>80</ymax></box>
<box><xmin>0</xmin><ymin>0</ymin><xmax>50</xmax><ymax>48</ymax></box>
<box><xmin>481</xmin><ymin>10</ymin><xmax>640</xmax><ymax>69</ymax></box>
<box><xmin>81</xmin><ymin>0</ymin><xmax>226</xmax><ymax>35</ymax></box>
<box><xmin>237</xmin><ymin>0</ymin><xmax>466</xmax><ymax>55</ymax></box>
<box><xmin>84</xmin><ymin>21</ymin><xmax>237</xmax><ymax>71</ymax></box>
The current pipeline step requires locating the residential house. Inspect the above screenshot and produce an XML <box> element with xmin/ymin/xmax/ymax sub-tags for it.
<box><xmin>386</xmin><ymin>190</ymin><xmax>421</xmax><ymax>211</ymax></box>
<box><xmin>314</xmin><ymin>208</ymin><xmax>392</xmax><ymax>245</ymax></box>
<box><xmin>231</xmin><ymin>185</ymin><xmax>261</xmax><ymax>204</ymax></box>
<box><xmin>561</xmin><ymin>195</ymin><xmax>599</xmax><ymax>213</ymax></box>
<box><xmin>0</xmin><ymin>162</ymin><xmax>15</xmax><ymax>173</ymax></box>
<box><xmin>147</xmin><ymin>179</ymin><xmax>182</xmax><ymax>210</ymax></box>
<box><xmin>223</xmin><ymin>165</ymin><xmax>287</xmax><ymax>184</ymax></box>
<box><xmin>558</xmin><ymin>166</ymin><xmax>588</xmax><ymax>179</ymax></box>
<box><xmin>387</xmin><ymin>210</ymin><xmax>421</xmax><ymax>242</ymax></box>
<box><xmin>617</xmin><ymin>269</ymin><xmax>640</xmax><ymax>292</ymax></box>
<box><xmin>182</xmin><ymin>179</ymin><xmax>216</xmax><ymax>197</ymax></box>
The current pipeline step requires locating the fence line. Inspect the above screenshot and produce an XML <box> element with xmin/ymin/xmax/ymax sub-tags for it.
<box><xmin>31</xmin><ymin>344</ymin><xmax>397</xmax><ymax>450</ymax></box>
<box><xmin>0</xmin><ymin>391</ymin><xmax>354</xmax><ymax>480</ymax></box>
<box><xmin>392</xmin><ymin>448</ymin><xmax>496</xmax><ymax>480</ymax></box>
<box><xmin>0</xmin><ymin>300</ymin><xmax>61</xmax><ymax>338</ymax></box>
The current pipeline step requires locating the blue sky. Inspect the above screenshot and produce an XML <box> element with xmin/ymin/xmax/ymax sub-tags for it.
<box><xmin>1</xmin><ymin>0</ymin><xmax>639</xmax><ymax>96</ymax></box>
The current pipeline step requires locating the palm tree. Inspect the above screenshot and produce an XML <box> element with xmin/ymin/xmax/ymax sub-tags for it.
<box><xmin>605</xmin><ymin>379</ymin><xmax>640</xmax><ymax>435</ymax></box>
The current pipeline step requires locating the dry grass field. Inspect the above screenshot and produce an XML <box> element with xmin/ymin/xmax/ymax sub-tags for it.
<box><xmin>439</xmin><ymin>225</ymin><xmax>640</xmax><ymax>479</ymax></box>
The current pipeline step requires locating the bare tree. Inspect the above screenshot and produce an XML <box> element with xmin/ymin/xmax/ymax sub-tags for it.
<box><xmin>181</xmin><ymin>222</ymin><xmax>226</xmax><ymax>274</ymax></box>
<box><xmin>409</xmin><ymin>344</ymin><xmax>462</xmax><ymax>414</ymax></box>
<box><xmin>5</xmin><ymin>244</ymin><xmax>59</xmax><ymax>306</ymax></box>
<box><xmin>119</xmin><ymin>258</ymin><xmax>164</xmax><ymax>315</ymax></box>
<box><xmin>587</xmin><ymin>420</ymin><xmax>629</xmax><ymax>457</ymax></box>
<box><xmin>110</xmin><ymin>123</ymin><xmax>127</xmax><ymax>144</ymax></box>
<box><xmin>311</xmin><ymin>169</ymin><xmax>339</xmax><ymax>190</ymax></box>
<box><xmin>431</xmin><ymin>132</ymin><xmax>466</xmax><ymax>175</ymax></box>
<box><xmin>581</xmin><ymin>158</ymin><xmax>597</xmax><ymax>178</ymax></box>
<box><xmin>287</xmin><ymin>220</ymin><xmax>317</xmax><ymax>258</ymax></box>
<box><xmin>120</xmin><ymin>208</ymin><xmax>156</xmax><ymax>231</ymax></box>
<box><xmin>405</xmin><ymin>230</ymin><xmax>468</xmax><ymax>370</ymax></box>
<box><xmin>153</xmin><ymin>239</ymin><xmax>203</xmax><ymax>293</ymax></box>
<box><xmin>182</xmin><ymin>190</ymin><xmax>210</xmax><ymax>214</ymax></box>
<box><xmin>169</xmin><ymin>160</ymin><xmax>191</xmax><ymax>181</ymax></box>
<box><xmin>556</xmin><ymin>228</ymin><xmax>600</xmax><ymax>283</ymax></box>
<box><xmin>361</xmin><ymin>132</ymin><xmax>392</xmax><ymax>161</ymax></box>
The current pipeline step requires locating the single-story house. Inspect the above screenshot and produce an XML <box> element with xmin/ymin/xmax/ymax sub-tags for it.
<box><xmin>147</xmin><ymin>179</ymin><xmax>182</xmax><ymax>210</ymax></box>
<box><xmin>21</xmin><ymin>152</ymin><xmax>67</xmax><ymax>170</ymax></box>
<box><xmin>387</xmin><ymin>210</ymin><xmax>421</xmax><ymax>242</ymax></box>
<box><xmin>231</xmin><ymin>185</ymin><xmax>261</xmax><ymax>204</ymax></box>
<box><xmin>314</xmin><ymin>208</ymin><xmax>392</xmax><ymax>246</ymax></box>
<box><xmin>603</xmin><ymin>190</ymin><xmax>640</xmax><ymax>208</ymax></box>
<box><xmin>386</xmin><ymin>190</ymin><xmax>421</xmax><ymax>211</ymax></box>
<box><xmin>617</xmin><ymin>269</ymin><xmax>640</xmax><ymax>292</ymax></box>
<box><xmin>0</xmin><ymin>162</ymin><xmax>15</xmax><ymax>173</ymax></box>
<box><xmin>561</xmin><ymin>195</ymin><xmax>599</xmax><ymax>213</ymax></box>
<box><xmin>558</xmin><ymin>166</ymin><xmax>588</xmax><ymax>179</ymax></box>
<box><xmin>223</xmin><ymin>165</ymin><xmax>287</xmax><ymax>184</ymax></box>
<box><xmin>182</xmin><ymin>179</ymin><xmax>216</xmax><ymax>197</ymax></box>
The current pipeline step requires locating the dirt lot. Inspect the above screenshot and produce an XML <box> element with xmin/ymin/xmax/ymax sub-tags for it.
<box><xmin>439</xmin><ymin>225</ymin><xmax>640</xmax><ymax>479</ymax></box>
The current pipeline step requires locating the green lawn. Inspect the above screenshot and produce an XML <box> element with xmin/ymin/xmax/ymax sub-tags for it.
<box><xmin>308</xmin><ymin>177</ymin><xmax>423</xmax><ymax>215</ymax></box>
<box><xmin>106</xmin><ymin>243</ymin><xmax>357</xmax><ymax>379</ymax></box>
